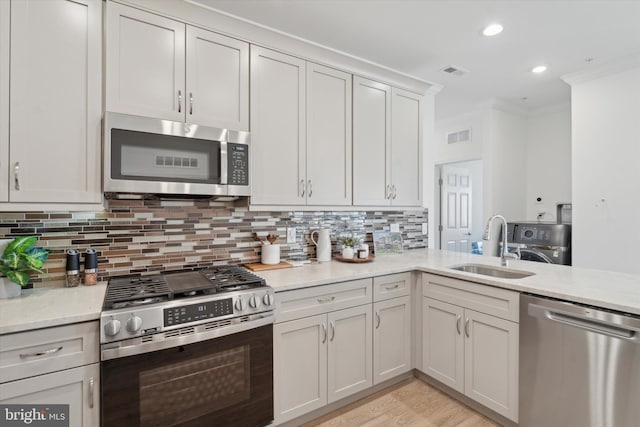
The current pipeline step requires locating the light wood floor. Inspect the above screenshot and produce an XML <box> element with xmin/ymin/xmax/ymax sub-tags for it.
<box><xmin>302</xmin><ymin>379</ymin><xmax>499</xmax><ymax>427</ymax></box>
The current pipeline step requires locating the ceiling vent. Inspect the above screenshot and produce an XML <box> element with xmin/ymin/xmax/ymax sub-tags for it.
<box><xmin>447</xmin><ymin>128</ymin><xmax>472</xmax><ymax>144</ymax></box>
<box><xmin>440</xmin><ymin>65</ymin><xmax>468</xmax><ymax>77</ymax></box>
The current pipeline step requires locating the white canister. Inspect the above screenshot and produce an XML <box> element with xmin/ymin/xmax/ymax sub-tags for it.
<box><xmin>358</xmin><ymin>243</ymin><xmax>369</xmax><ymax>259</ymax></box>
<box><xmin>261</xmin><ymin>244</ymin><xmax>280</xmax><ymax>265</ymax></box>
<box><xmin>341</xmin><ymin>246</ymin><xmax>355</xmax><ymax>259</ymax></box>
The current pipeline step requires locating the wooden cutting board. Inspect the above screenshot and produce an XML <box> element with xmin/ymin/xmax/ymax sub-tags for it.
<box><xmin>244</xmin><ymin>261</ymin><xmax>294</xmax><ymax>271</ymax></box>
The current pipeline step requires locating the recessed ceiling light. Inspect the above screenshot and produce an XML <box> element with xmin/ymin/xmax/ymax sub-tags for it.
<box><xmin>482</xmin><ymin>23</ymin><xmax>503</xmax><ymax>37</ymax></box>
<box><xmin>531</xmin><ymin>65</ymin><xmax>547</xmax><ymax>73</ymax></box>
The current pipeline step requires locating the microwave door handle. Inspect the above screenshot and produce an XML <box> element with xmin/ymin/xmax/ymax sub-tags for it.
<box><xmin>219</xmin><ymin>141</ymin><xmax>228</xmax><ymax>185</ymax></box>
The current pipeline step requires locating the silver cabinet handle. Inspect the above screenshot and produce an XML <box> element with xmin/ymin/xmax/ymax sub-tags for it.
<box><xmin>321</xmin><ymin>323</ymin><xmax>327</xmax><ymax>344</ymax></box>
<box><xmin>384</xmin><ymin>284</ymin><xmax>399</xmax><ymax>290</ymax></box>
<box><xmin>456</xmin><ymin>315</ymin><xmax>461</xmax><ymax>335</ymax></box>
<box><xmin>308</xmin><ymin>179</ymin><xmax>312</xmax><ymax>197</ymax></box>
<box><xmin>189</xmin><ymin>92</ymin><xmax>193</xmax><ymax>115</ymax></box>
<box><xmin>178</xmin><ymin>90</ymin><xmax>182</xmax><ymax>113</ymax></box>
<box><xmin>317</xmin><ymin>296</ymin><xmax>335</xmax><ymax>303</ymax></box>
<box><xmin>464</xmin><ymin>318</ymin><xmax>470</xmax><ymax>338</ymax></box>
<box><xmin>300</xmin><ymin>179</ymin><xmax>305</xmax><ymax>197</ymax></box>
<box><xmin>330</xmin><ymin>321</ymin><xmax>335</xmax><ymax>341</ymax></box>
<box><xmin>14</xmin><ymin>162</ymin><xmax>20</xmax><ymax>190</ymax></box>
<box><xmin>19</xmin><ymin>346</ymin><xmax>63</xmax><ymax>358</ymax></box>
<box><xmin>376</xmin><ymin>312</ymin><xmax>381</xmax><ymax>329</ymax></box>
<box><xmin>392</xmin><ymin>185</ymin><xmax>397</xmax><ymax>200</ymax></box>
<box><xmin>386</xmin><ymin>184</ymin><xmax>391</xmax><ymax>199</ymax></box>
<box><xmin>89</xmin><ymin>377</ymin><xmax>95</xmax><ymax>409</ymax></box>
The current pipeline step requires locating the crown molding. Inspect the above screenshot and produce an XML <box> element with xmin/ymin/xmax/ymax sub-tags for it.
<box><xmin>561</xmin><ymin>53</ymin><xmax>640</xmax><ymax>86</ymax></box>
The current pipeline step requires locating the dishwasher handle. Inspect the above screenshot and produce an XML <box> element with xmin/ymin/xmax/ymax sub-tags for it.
<box><xmin>528</xmin><ymin>300</ymin><xmax>639</xmax><ymax>342</ymax></box>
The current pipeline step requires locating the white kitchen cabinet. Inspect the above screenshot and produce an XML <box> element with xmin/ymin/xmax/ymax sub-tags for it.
<box><xmin>0</xmin><ymin>363</ymin><xmax>100</xmax><ymax>427</ymax></box>
<box><xmin>0</xmin><ymin>321</ymin><xmax>100</xmax><ymax>427</ymax></box>
<box><xmin>250</xmin><ymin>46</ymin><xmax>306</xmax><ymax>205</ymax></box>
<box><xmin>106</xmin><ymin>2</ymin><xmax>249</xmax><ymax>130</ymax></box>
<box><xmin>390</xmin><ymin>87</ymin><xmax>423</xmax><ymax>206</ymax></box>
<box><xmin>422</xmin><ymin>274</ymin><xmax>519</xmax><ymax>421</ymax></box>
<box><xmin>251</xmin><ymin>48</ymin><xmax>352</xmax><ymax>207</ymax></box>
<box><xmin>274</xmin><ymin>314</ymin><xmax>327</xmax><ymax>422</ymax></box>
<box><xmin>353</xmin><ymin>77</ymin><xmax>424</xmax><ymax>207</ymax></box>
<box><xmin>306</xmin><ymin>62</ymin><xmax>352</xmax><ymax>206</ymax></box>
<box><xmin>327</xmin><ymin>304</ymin><xmax>372</xmax><ymax>402</ymax></box>
<box><xmin>373</xmin><ymin>295</ymin><xmax>411</xmax><ymax>385</ymax></box>
<box><xmin>353</xmin><ymin>76</ymin><xmax>391</xmax><ymax>206</ymax></box>
<box><xmin>2</xmin><ymin>0</ymin><xmax>101</xmax><ymax>204</ymax></box>
<box><xmin>273</xmin><ymin>278</ymin><xmax>373</xmax><ymax>424</ymax></box>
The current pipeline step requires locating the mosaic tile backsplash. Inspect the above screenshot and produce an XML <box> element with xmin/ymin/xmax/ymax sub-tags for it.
<box><xmin>0</xmin><ymin>199</ymin><xmax>428</xmax><ymax>287</ymax></box>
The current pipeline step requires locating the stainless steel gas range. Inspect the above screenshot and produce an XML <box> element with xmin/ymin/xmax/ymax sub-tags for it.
<box><xmin>100</xmin><ymin>266</ymin><xmax>275</xmax><ymax>427</ymax></box>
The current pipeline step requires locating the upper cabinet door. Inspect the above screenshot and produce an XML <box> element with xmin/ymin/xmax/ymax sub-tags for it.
<box><xmin>106</xmin><ymin>2</ymin><xmax>185</xmax><ymax>122</ymax></box>
<box><xmin>9</xmin><ymin>0</ymin><xmax>101</xmax><ymax>204</ymax></box>
<box><xmin>186</xmin><ymin>27</ymin><xmax>249</xmax><ymax>130</ymax></box>
<box><xmin>0</xmin><ymin>0</ymin><xmax>9</xmax><ymax>202</ymax></box>
<box><xmin>391</xmin><ymin>87</ymin><xmax>423</xmax><ymax>206</ymax></box>
<box><xmin>250</xmin><ymin>46</ymin><xmax>306</xmax><ymax>205</ymax></box>
<box><xmin>306</xmin><ymin>63</ymin><xmax>352</xmax><ymax>206</ymax></box>
<box><xmin>353</xmin><ymin>76</ymin><xmax>391</xmax><ymax>206</ymax></box>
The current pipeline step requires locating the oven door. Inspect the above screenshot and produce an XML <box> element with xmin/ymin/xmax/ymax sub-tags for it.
<box><xmin>101</xmin><ymin>325</ymin><xmax>273</xmax><ymax>427</ymax></box>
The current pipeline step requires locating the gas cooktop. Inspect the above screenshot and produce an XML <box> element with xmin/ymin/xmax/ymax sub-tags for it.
<box><xmin>102</xmin><ymin>265</ymin><xmax>267</xmax><ymax>310</ymax></box>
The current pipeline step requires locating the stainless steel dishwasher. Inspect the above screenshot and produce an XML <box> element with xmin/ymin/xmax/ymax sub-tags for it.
<box><xmin>520</xmin><ymin>294</ymin><xmax>640</xmax><ymax>427</ymax></box>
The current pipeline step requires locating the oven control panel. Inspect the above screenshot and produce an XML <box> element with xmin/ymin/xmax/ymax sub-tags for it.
<box><xmin>164</xmin><ymin>298</ymin><xmax>233</xmax><ymax>327</ymax></box>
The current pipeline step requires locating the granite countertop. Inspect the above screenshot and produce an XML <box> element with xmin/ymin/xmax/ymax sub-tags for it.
<box><xmin>254</xmin><ymin>249</ymin><xmax>640</xmax><ymax>316</ymax></box>
<box><xmin>0</xmin><ymin>283</ymin><xmax>107</xmax><ymax>335</ymax></box>
<box><xmin>1</xmin><ymin>249</ymin><xmax>639</xmax><ymax>335</ymax></box>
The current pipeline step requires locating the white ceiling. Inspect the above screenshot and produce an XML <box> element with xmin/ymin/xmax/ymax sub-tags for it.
<box><xmin>192</xmin><ymin>0</ymin><xmax>640</xmax><ymax>120</ymax></box>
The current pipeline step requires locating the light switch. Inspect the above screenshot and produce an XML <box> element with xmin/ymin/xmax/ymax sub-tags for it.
<box><xmin>390</xmin><ymin>223</ymin><xmax>400</xmax><ymax>233</ymax></box>
<box><xmin>286</xmin><ymin>227</ymin><xmax>296</xmax><ymax>243</ymax></box>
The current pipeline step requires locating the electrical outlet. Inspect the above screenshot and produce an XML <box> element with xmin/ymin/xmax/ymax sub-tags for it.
<box><xmin>286</xmin><ymin>227</ymin><xmax>296</xmax><ymax>243</ymax></box>
<box><xmin>421</xmin><ymin>223</ymin><xmax>428</xmax><ymax>235</ymax></box>
<box><xmin>390</xmin><ymin>223</ymin><xmax>400</xmax><ymax>233</ymax></box>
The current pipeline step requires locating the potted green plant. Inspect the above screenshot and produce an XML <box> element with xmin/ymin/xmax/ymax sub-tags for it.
<box><xmin>338</xmin><ymin>234</ymin><xmax>361</xmax><ymax>259</ymax></box>
<box><xmin>0</xmin><ymin>236</ymin><xmax>49</xmax><ymax>299</ymax></box>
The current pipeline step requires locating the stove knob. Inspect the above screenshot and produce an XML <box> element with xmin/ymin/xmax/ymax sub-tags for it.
<box><xmin>104</xmin><ymin>319</ymin><xmax>121</xmax><ymax>337</ymax></box>
<box><xmin>235</xmin><ymin>297</ymin><xmax>247</xmax><ymax>311</ymax></box>
<box><xmin>263</xmin><ymin>293</ymin><xmax>275</xmax><ymax>306</ymax></box>
<box><xmin>249</xmin><ymin>295</ymin><xmax>261</xmax><ymax>309</ymax></box>
<box><xmin>126</xmin><ymin>315</ymin><xmax>143</xmax><ymax>333</ymax></box>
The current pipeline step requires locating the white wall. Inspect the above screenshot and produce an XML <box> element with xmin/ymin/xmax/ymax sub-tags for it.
<box><xmin>568</xmin><ymin>64</ymin><xmax>640</xmax><ymax>273</ymax></box>
<box><xmin>525</xmin><ymin>104</ymin><xmax>572</xmax><ymax>221</ymax></box>
<box><xmin>433</xmin><ymin>110</ymin><xmax>483</xmax><ymax>163</ymax></box>
<box><xmin>483</xmin><ymin>107</ymin><xmax>528</xmax><ymax>223</ymax></box>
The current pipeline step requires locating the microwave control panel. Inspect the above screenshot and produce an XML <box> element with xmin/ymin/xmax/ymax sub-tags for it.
<box><xmin>228</xmin><ymin>143</ymin><xmax>249</xmax><ymax>186</ymax></box>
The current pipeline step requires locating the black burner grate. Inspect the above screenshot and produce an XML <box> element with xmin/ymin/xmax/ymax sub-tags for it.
<box><xmin>103</xmin><ymin>275</ymin><xmax>172</xmax><ymax>309</ymax></box>
<box><xmin>200</xmin><ymin>266</ymin><xmax>266</xmax><ymax>290</ymax></box>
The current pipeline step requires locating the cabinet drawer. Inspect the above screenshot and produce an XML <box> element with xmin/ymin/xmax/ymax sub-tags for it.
<box><xmin>373</xmin><ymin>272</ymin><xmax>411</xmax><ymax>301</ymax></box>
<box><xmin>422</xmin><ymin>273</ymin><xmax>519</xmax><ymax>322</ymax></box>
<box><xmin>0</xmin><ymin>321</ymin><xmax>99</xmax><ymax>383</ymax></box>
<box><xmin>275</xmin><ymin>279</ymin><xmax>372</xmax><ymax>323</ymax></box>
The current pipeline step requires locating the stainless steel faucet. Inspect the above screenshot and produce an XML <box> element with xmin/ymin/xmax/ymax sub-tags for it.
<box><xmin>484</xmin><ymin>214</ymin><xmax>519</xmax><ymax>267</ymax></box>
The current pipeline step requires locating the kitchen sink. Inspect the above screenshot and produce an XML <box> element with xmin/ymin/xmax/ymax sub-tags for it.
<box><xmin>448</xmin><ymin>263</ymin><xmax>535</xmax><ymax>279</ymax></box>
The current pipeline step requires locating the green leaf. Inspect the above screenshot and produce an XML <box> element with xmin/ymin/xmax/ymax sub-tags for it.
<box><xmin>2</xmin><ymin>251</ymin><xmax>19</xmax><ymax>269</ymax></box>
<box><xmin>5</xmin><ymin>270</ymin><xmax>30</xmax><ymax>286</ymax></box>
<box><xmin>3</xmin><ymin>236</ymin><xmax>36</xmax><ymax>256</ymax></box>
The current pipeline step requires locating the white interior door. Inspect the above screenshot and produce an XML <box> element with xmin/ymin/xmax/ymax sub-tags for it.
<box><xmin>441</xmin><ymin>165</ymin><xmax>472</xmax><ymax>252</ymax></box>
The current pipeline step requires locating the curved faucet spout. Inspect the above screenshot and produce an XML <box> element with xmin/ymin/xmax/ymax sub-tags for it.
<box><xmin>484</xmin><ymin>214</ymin><xmax>519</xmax><ymax>267</ymax></box>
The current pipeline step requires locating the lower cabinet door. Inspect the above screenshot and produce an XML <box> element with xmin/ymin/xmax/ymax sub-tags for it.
<box><xmin>373</xmin><ymin>296</ymin><xmax>411</xmax><ymax>384</ymax></box>
<box><xmin>0</xmin><ymin>363</ymin><xmax>99</xmax><ymax>427</ymax></box>
<box><xmin>274</xmin><ymin>314</ymin><xmax>327</xmax><ymax>424</ymax></box>
<box><xmin>327</xmin><ymin>304</ymin><xmax>372</xmax><ymax>403</ymax></box>
<box><xmin>464</xmin><ymin>309</ymin><xmax>519</xmax><ymax>422</ymax></box>
<box><xmin>422</xmin><ymin>297</ymin><xmax>464</xmax><ymax>393</ymax></box>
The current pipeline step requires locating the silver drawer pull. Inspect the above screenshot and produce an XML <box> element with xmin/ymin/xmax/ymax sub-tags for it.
<box><xmin>456</xmin><ymin>315</ymin><xmax>462</xmax><ymax>335</ymax></box>
<box><xmin>464</xmin><ymin>318</ymin><xmax>470</xmax><ymax>338</ymax></box>
<box><xmin>178</xmin><ymin>90</ymin><xmax>182</xmax><ymax>113</ymax></box>
<box><xmin>89</xmin><ymin>377</ymin><xmax>95</xmax><ymax>409</ymax></box>
<box><xmin>317</xmin><ymin>296</ymin><xmax>335</xmax><ymax>303</ymax></box>
<box><xmin>384</xmin><ymin>284</ymin><xmax>399</xmax><ymax>290</ymax></box>
<box><xmin>376</xmin><ymin>312</ymin><xmax>381</xmax><ymax>329</ymax></box>
<box><xmin>330</xmin><ymin>321</ymin><xmax>336</xmax><ymax>341</ymax></box>
<box><xmin>321</xmin><ymin>323</ymin><xmax>327</xmax><ymax>344</ymax></box>
<box><xmin>19</xmin><ymin>346</ymin><xmax>63</xmax><ymax>358</ymax></box>
<box><xmin>14</xmin><ymin>162</ymin><xmax>20</xmax><ymax>191</ymax></box>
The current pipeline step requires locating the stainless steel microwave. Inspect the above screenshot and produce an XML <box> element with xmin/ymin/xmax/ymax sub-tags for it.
<box><xmin>103</xmin><ymin>112</ymin><xmax>250</xmax><ymax>199</ymax></box>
